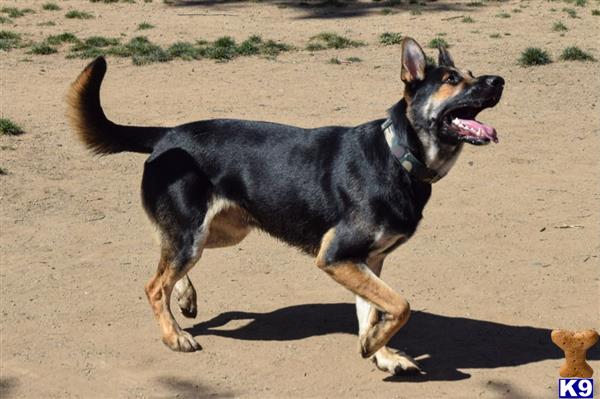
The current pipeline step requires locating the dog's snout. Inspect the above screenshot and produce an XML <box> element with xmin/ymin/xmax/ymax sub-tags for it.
<box><xmin>485</xmin><ymin>75</ymin><xmax>504</xmax><ymax>88</ymax></box>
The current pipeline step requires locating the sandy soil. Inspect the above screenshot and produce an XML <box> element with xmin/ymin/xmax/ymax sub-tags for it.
<box><xmin>1</xmin><ymin>0</ymin><xmax>599</xmax><ymax>397</ymax></box>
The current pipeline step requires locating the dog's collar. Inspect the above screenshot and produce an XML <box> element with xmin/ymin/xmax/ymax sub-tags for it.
<box><xmin>382</xmin><ymin>119</ymin><xmax>441</xmax><ymax>184</ymax></box>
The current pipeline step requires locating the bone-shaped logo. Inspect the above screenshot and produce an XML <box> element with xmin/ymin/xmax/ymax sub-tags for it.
<box><xmin>551</xmin><ymin>329</ymin><xmax>598</xmax><ymax>378</ymax></box>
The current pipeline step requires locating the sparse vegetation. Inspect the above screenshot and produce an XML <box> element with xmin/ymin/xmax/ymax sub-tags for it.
<box><xmin>38</xmin><ymin>21</ymin><xmax>56</xmax><ymax>26</ymax></box>
<box><xmin>562</xmin><ymin>7</ymin><xmax>578</xmax><ymax>17</ymax></box>
<box><xmin>489</xmin><ymin>33</ymin><xmax>501</xmax><ymax>38</ymax></box>
<box><xmin>42</xmin><ymin>3</ymin><xmax>61</xmax><ymax>11</ymax></box>
<box><xmin>0</xmin><ymin>118</ymin><xmax>24</xmax><ymax>135</ymax></box>
<box><xmin>46</xmin><ymin>32</ymin><xmax>79</xmax><ymax>45</ymax></box>
<box><xmin>592</xmin><ymin>9</ymin><xmax>600</xmax><ymax>15</ymax></box>
<box><xmin>427</xmin><ymin>37</ymin><xmax>449</xmax><ymax>49</ymax></box>
<box><xmin>518</xmin><ymin>47</ymin><xmax>552</xmax><ymax>66</ymax></box>
<box><xmin>379</xmin><ymin>32</ymin><xmax>402</xmax><ymax>45</ymax></box>
<box><xmin>466</xmin><ymin>1</ymin><xmax>485</xmax><ymax>6</ymax></box>
<box><xmin>65</xmin><ymin>10</ymin><xmax>94</xmax><ymax>19</ymax></box>
<box><xmin>496</xmin><ymin>12</ymin><xmax>511</xmax><ymax>17</ymax></box>
<box><xmin>552</xmin><ymin>21</ymin><xmax>568</xmax><ymax>31</ymax></box>
<box><xmin>461</xmin><ymin>16</ymin><xmax>475</xmax><ymax>22</ymax></box>
<box><xmin>1</xmin><ymin>7</ymin><xmax>35</xmax><ymax>18</ymax></box>
<box><xmin>380</xmin><ymin>8</ymin><xmax>394</xmax><ymax>15</ymax></box>
<box><xmin>137</xmin><ymin>22</ymin><xmax>154</xmax><ymax>30</ymax></box>
<box><xmin>0</xmin><ymin>30</ymin><xmax>21</xmax><ymax>50</ymax></box>
<box><xmin>346</xmin><ymin>56</ymin><xmax>361</xmax><ymax>62</ymax></box>
<box><xmin>563</xmin><ymin>0</ymin><xmax>587</xmax><ymax>6</ymax></box>
<box><xmin>29</xmin><ymin>42</ymin><xmax>58</xmax><ymax>55</ymax></box>
<box><xmin>328</xmin><ymin>57</ymin><xmax>341</xmax><ymax>64</ymax></box>
<box><xmin>425</xmin><ymin>55</ymin><xmax>436</xmax><ymax>66</ymax></box>
<box><xmin>306</xmin><ymin>32</ymin><xmax>365</xmax><ymax>51</ymax></box>
<box><xmin>0</xmin><ymin>167</ymin><xmax>6</xmax><ymax>175</ymax></box>
<box><xmin>66</xmin><ymin>34</ymin><xmax>291</xmax><ymax>64</ymax></box>
<box><xmin>0</xmin><ymin>16</ymin><xmax>12</xmax><ymax>24</ymax></box>
<box><xmin>560</xmin><ymin>46</ymin><xmax>596</xmax><ymax>61</ymax></box>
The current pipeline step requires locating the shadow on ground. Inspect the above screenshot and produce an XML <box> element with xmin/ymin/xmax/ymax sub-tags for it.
<box><xmin>187</xmin><ymin>303</ymin><xmax>600</xmax><ymax>382</ymax></box>
<box><xmin>166</xmin><ymin>0</ymin><xmax>476</xmax><ymax>19</ymax></box>
<box><xmin>156</xmin><ymin>376</ymin><xmax>235</xmax><ymax>398</ymax></box>
<box><xmin>0</xmin><ymin>377</ymin><xmax>19</xmax><ymax>398</ymax></box>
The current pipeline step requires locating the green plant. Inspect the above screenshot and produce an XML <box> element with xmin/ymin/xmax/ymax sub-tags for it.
<box><xmin>552</xmin><ymin>21</ymin><xmax>568</xmax><ymax>31</ymax></box>
<box><xmin>126</xmin><ymin>36</ymin><xmax>171</xmax><ymax>65</ymax></box>
<box><xmin>346</xmin><ymin>56</ymin><xmax>361</xmax><ymax>62</ymax></box>
<box><xmin>38</xmin><ymin>21</ymin><xmax>56</xmax><ymax>26</ymax></box>
<box><xmin>379</xmin><ymin>32</ymin><xmax>402</xmax><ymax>45</ymax></box>
<box><xmin>46</xmin><ymin>32</ymin><xmax>79</xmax><ymax>45</ymax></box>
<box><xmin>137</xmin><ymin>22</ymin><xmax>154</xmax><ymax>30</ymax></box>
<box><xmin>0</xmin><ymin>118</ymin><xmax>24</xmax><ymax>135</ymax></box>
<box><xmin>425</xmin><ymin>55</ymin><xmax>436</xmax><ymax>66</ymax></box>
<box><xmin>167</xmin><ymin>41</ymin><xmax>201</xmax><ymax>60</ymax></box>
<box><xmin>427</xmin><ymin>37</ymin><xmax>449</xmax><ymax>48</ymax></box>
<box><xmin>380</xmin><ymin>8</ymin><xmax>394</xmax><ymax>14</ymax></box>
<box><xmin>0</xmin><ymin>167</ymin><xmax>6</xmax><ymax>175</ymax></box>
<box><xmin>466</xmin><ymin>1</ymin><xmax>485</xmax><ymax>6</ymax></box>
<box><xmin>592</xmin><ymin>9</ymin><xmax>600</xmax><ymax>15</ymax></box>
<box><xmin>562</xmin><ymin>7</ymin><xmax>577</xmax><ymax>17</ymax></box>
<box><xmin>0</xmin><ymin>30</ymin><xmax>21</xmax><ymax>50</ymax></box>
<box><xmin>328</xmin><ymin>57</ymin><xmax>341</xmax><ymax>64</ymax></box>
<box><xmin>495</xmin><ymin>11</ymin><xmax>511</xmax><ymax>17</ymax></box>
<box><xmin>42</xmin><ymin>3</ymin><xmax>61</xmax><ymax>11</ymax></box>
<box><xmin>461</xmin><ymin>16</ymin><xmax>475</xmax><ymax>22</ymax></box>
<box><xmin>0</xmin><ymin>16</ymin><xmax>12</xmax><ymax>24</ymax></box>
<box><xmin>489</xmin><ymin>33</ymin><xmax>501</xmax><ymax>38</ymax></box>
<box><xmin>65</xmin><ymin>10</ymin><xmax>94</xmax><ymax>19</ymax></box>
<box><xmin>306</xmin><ymin>32</ymin><xmax>365</xmax><ymax>51</ymax></box>
<box><xmin>29</xmin><ymin>42</ymin><xmax>58</xmax><ymax>55</ymax></box>
<box><xmin>559</xmin><ymin>46</ymin><xmax>596</xmax><ymax>61</ymax></box>
<box><xmin>1</xmin><ymin>7</ymin><xmax>35</xmax><ymax>18</ymax></box>
<box><xmin>518</xmin><ymin>47</ymin><xmax>552</xmax><ymax>66</ymax></box>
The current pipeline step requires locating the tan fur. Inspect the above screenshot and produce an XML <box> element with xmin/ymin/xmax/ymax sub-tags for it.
<box><xmin>315</xmin><ymin>228</ymin><xmax>411</xmax><ymax>358</ymax></box>
<box><xmin>205</xmin><ymin>203</ymin><xmax>253</xmax><ymax>248</ymax></box>
<box><xmin>66</xmin><ymin>62</ymin><xmax>101</xmax><ymax>151</ymax></box>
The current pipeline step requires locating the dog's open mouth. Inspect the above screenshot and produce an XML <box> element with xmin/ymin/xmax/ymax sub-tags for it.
<box><xmin>442</xmin><ymin>106</ymin><xmax>498</xmax><ymax>145</ymax></box>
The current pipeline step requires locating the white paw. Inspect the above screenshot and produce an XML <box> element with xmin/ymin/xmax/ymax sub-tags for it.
<box><xmin>372</xmin><ymin>348</ymin><xmax>421</xmax><ymax>375</ymax></box>
<box><xmin>162</xmin><ymin>330</ymin><xmax>202</xmax><ymax>352</ymax></box>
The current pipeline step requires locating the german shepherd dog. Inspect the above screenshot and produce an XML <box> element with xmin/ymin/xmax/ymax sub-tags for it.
<box><xmin>68</xmin><ymin>38</ymin><xmax>504</xmax><ymax>375</ymax></box>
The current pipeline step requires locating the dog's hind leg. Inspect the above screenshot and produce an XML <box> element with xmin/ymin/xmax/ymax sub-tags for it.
<box><xmin>141</xmin><ymin>149</ymin><xmax>210</xmax><ymax>352</ymax></box>
<box><xmin>355</xmin><ymin>257</ymin><xmax>420</xmax><ymax>374</ymax></box>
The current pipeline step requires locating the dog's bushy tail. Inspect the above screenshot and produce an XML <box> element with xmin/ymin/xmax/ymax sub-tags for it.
<box><xmin>67</xmin><ymin>56</ymin><xmax>168</xmax><ymax>155</ymax></box>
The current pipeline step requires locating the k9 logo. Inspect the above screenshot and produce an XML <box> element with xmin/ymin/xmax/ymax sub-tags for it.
<box><xmin>559</xmin><ymin>379</ymin><xmax>594</xmax><ymax>398</ymax></box>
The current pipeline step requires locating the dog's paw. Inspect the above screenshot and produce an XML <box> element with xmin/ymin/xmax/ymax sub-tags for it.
<box><xmin>177</xmin><ymin>296</ymin><xmax>197</xmax><ymax>319</ymax></box>
<box><xmin>162</xmin><ymin>331</ymin><xmax>202</xmax><ymax>352</ymax></box>
<box><xmin>372</xmin><ymin>348</ymin><xmax>421</xmax><ymax>375</ymax></box>
<box><xmin>174</xmin><ymin>278</ymin><xmax>197</xmax><ymax>319</ymax></box>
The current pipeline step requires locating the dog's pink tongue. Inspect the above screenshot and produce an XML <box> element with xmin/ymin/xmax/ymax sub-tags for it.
<box><xmin>457</xmin><ymin>118</ymin><xmax>498</xmax><ymax>143</ymax></box>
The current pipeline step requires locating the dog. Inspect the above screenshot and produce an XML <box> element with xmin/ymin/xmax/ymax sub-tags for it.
<box><xmin>67</xmin><ymin>37</ymin><xmax>504</xmax><ymax>375</ymax></box>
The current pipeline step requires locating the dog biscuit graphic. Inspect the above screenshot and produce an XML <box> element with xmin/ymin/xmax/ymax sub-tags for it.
<box><xmin>551</xmin><ymin>329</ymin><xmax>598</xmax><ymax>378</ymax></box>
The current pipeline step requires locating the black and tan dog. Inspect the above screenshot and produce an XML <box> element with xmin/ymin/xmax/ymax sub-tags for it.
<box><xmin>68</xmin><ymin>37</ymin><xmax>504</xmax><ymax>375</ymax></box>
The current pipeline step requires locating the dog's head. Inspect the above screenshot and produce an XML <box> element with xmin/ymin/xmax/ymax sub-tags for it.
<box><xmin>400</xmin><ymin>37</ymin><xmax>504</xmax><ymax>146</ymax></box>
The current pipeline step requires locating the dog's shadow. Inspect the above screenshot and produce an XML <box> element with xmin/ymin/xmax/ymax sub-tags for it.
<box><xmin>186</xmin><ymin>303</ymin><xmax>599</xmax><ymax>382</ymax></box>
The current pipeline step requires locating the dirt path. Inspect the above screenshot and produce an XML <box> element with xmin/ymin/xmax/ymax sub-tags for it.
<box><xmin>1</xmin><ymin>0</ymin><xmax>599</xmax><ymax>397</ymax></box>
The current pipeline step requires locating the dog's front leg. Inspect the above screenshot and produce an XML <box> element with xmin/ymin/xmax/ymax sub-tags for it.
<box><xmin>316</xmin><ymin>228</ymin><xmax>411</xmax><ymax>358</ymax></box>
<box><xmin>355</xmin><ymin>258</ymin><xmax>420</xmax><ymax>374</ymax></box>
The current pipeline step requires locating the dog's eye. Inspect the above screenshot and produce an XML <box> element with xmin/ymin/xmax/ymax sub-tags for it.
<box><xmin>444</xmin><ymin>74</ymin><xmax>461</xmax><ymax>85</ymax></box>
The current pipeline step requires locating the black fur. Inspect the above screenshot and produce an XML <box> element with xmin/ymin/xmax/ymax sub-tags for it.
<box><xmin>69</xmin><ymin>51</ymin><xmax>502</xmax><ymax>267</ymax></box>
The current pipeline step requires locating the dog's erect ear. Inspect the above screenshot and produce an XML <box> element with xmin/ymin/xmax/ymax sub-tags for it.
<box><xmin>438</xmin><ymin>45</ymin><xmax>455</xmax><ymax>67</ymax></box>
<box><xmin>401</xmin><ymin>37</ymin><xmax>427</xmax><ymax>83</ymax></box>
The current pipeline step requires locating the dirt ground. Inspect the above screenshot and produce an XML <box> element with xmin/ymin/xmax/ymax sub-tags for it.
<box><xmin>1</xmin><ymin>0</ymin><xmax>599</xmax><ymax>397</ymax></box>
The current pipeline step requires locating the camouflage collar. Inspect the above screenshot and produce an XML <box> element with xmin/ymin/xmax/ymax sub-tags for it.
<box><xmin>382</xmin><ymin>119</ymin><xmax>441</xmax><ymax>184</ymax></box>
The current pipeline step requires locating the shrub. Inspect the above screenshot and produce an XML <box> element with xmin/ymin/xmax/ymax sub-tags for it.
<box><xmin>518</xmin><ymin>47</ymin><xmax>552</xmax><ymax>66</ymax></box>
<box><xmin>559</xmin><ymin>46</ymin><xmax>596</xmax><ymax>61</ymax></box>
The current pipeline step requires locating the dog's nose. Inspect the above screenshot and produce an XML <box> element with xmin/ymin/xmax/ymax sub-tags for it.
<box><xmin>485</xmin><ymin>75</ymin><xmax>504</xmax><ymax>88</ymax></box>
